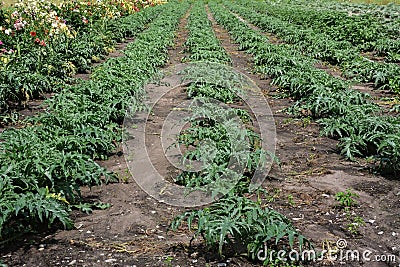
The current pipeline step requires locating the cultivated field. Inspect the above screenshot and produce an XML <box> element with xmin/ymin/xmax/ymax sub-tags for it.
<box><xmin>1</xmin><ymin>0</ymin><xmax>399</xmax><ymax>266</ymax></box>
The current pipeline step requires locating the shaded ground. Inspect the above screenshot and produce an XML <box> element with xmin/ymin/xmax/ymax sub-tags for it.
<box><xmin>1</xmin><ymin>5</ymin><xmax>400</xmax><ymax>267</ymax></box>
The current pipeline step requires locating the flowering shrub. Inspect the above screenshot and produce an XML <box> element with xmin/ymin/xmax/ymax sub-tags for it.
<box><xmin>0</xmin><ymin>0</ymin><xmax>165</xmax><ymax>55</ymax></box>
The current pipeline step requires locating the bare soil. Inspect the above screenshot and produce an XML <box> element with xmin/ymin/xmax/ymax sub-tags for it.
<box><xmin>1</xmin><ymin>6</ymin><xmax>400</xmax><ymax>267</ymax></box>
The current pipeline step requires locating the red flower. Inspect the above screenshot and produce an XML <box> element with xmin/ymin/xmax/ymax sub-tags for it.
<box><xmin>30</xmin><ymin>31</ymin><xmax>36</xmax><ymax>37</ymax></box>
<box><xmin>34</xmin><ymin>37</ymin><xmax>40</xmax><ymax>44</ymax></box>
<box><xmin>39</xmin><ymin>40</ymin><xmax>46</xmax><ymax>46</ymax></box>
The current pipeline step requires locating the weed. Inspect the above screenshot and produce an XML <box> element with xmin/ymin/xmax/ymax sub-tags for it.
<box><xmin>335</xmin><ymin>189</ymin><xmax>359</xmax><ymax>208</ymax></box>
<box><xmin>347</xmin><ymin>216</ymin><xmax>366</xmax><ymax>235</ymax></box>
<box><xmin>163</xmin><ymin>256</ymin><xmax>174</xmax><ymax>267</ymax></box>
<box><xmin>287</xmin><ymin>194</ymin><xmax>295</xmax><ymax>207</ymax></box>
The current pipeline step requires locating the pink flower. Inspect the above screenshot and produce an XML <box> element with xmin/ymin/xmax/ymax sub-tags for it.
<box><xmin>0</xmin><ymin>40</ymin><xmax>3</xmax><ymax>45</ymax></box>
<box><xmin>14</xmin><ymin>19</ymin><xmax>24</xmax><ymax>30</ymax></box>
